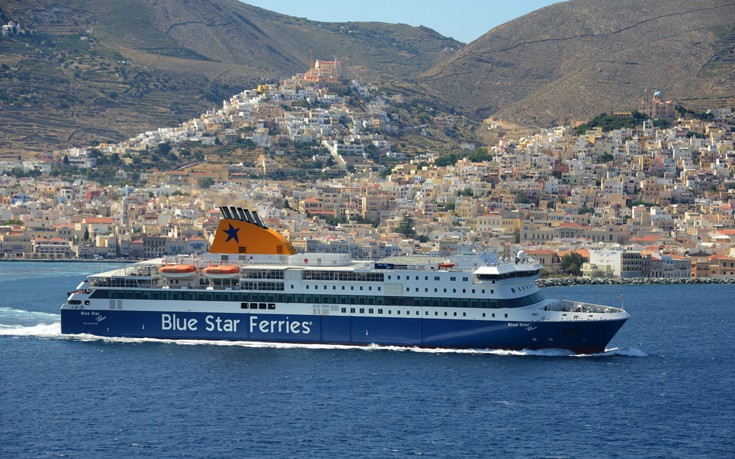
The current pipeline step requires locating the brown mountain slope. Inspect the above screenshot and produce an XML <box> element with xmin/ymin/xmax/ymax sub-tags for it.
<box><xmin>419</xmin><ymin>0</ymin><xmax>735</xmax><ymax>126</ymax></box>
<box><xmin>0</xmin><ymin>0</ymin><xmax>460</xmax><ymax>155</ymax></box>
<box><xmin>83</xmin><ymin>0</ymin><xmax>460</xmax><ymax>83</ymax></box>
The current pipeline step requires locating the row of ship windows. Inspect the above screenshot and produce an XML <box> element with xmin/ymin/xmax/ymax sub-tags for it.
<box><xmin>302</xmin><ymin>271</ymin><xmax>384</xmax><ymax>282</ymax></box>
<box><xmin>241</xmin><ymin>282</ymin><xmax>285</xmax><ymax>291</ymax></box>
<box><xmin>341</xmin><ymin>308</ymin><xmax>508</xmax><ymax>319</ymax></box>
<box><xmin>241</xmin><ymin>270</ymin><xmax>284</xmax><ymax>279</ymax></box>
<box><xmin>510</xmin><ymin>283</ymin><xmax>536</xmax><ymax>293</ymax></box>
<box><xmin>386</xmin><ymin>275</ymin><xmax>470</xmax><ymax>282</ymax></box>
<box><xmin>92</xmin><ymin>273</ymin><xmax>481</xmax><ymax>287</ymax></box>
<box><xmin>241</xmin><ymin>303</ymin><xmax>277</xmax><ymax>310</ymax></box>
<box><xmin>301</xmin><ymin>272</ymin><xmax>476</xmax><ymax>283</ymax></box>
<box><xmin>476</xmin><ymin>269</ymin><xmax>540</xmax><ymax>280</ymax></box>
<box><xmin>93</xmin><ymin>278</ymin><xmax>529</xmax><ymax>297</ymax></box>
<box><xmin>92</xmin><ymin>271</ymin><xmax>533</xmax><ymax>289</ymax></box>
<box><xmin>237</xmin><ymin>302</ymin><xmax>509</xmax><ymax>319</ymax></box>
<box><xmin>206</xmin><ymin>280</ymin><xmax>531</xmax><ymax>296</ymax></box>
<box><xmin>300</xmin><ymin>284</ymin><xmax>495</xmax><ymax>295</ymax></box>
<box><xmin>90</xmin><ymin>278</ymin><xmax>154</xmax><ymax>288</ymax></box>
<box><xmin>90</xmin><ymin>290</ymin><xmax>545</xmax><ymax>309</ymax></box>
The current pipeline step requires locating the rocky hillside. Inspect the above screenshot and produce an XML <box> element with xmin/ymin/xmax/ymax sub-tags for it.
<box><xmin>2</xmin><ymin>0</ymin><xmax>733</xmax><ymax>156</ymax></box>
<box><xmin>419</xmin><ymin>0</ymin><xmax>735</xmax><ymax>126</ymax></box>
<box><xmin>0</xmin><ymin>0</ymin><xmax>460</xmax><ymax>155</ymax></box>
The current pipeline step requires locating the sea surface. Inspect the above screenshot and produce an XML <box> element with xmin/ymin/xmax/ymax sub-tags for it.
<box><xmin>0</xmin><ymin>262</ymin><xmax>733</xmax><ymax>458</ymax></box>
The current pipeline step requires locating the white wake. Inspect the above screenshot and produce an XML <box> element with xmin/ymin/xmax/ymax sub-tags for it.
<box><xmin>0</xmin><ymin>307</ymin><xmax>61</xmax><ymax>337</ymax></box>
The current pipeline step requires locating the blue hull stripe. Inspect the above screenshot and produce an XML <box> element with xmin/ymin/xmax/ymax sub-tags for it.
<box><xmin>61</xmin><ymin>309</ymin><xmax>626</xmax><ymax>354</ymax></box>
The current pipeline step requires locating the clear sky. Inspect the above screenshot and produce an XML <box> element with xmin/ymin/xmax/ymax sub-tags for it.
<box><xmin>242</xmin><ymin>0</ymin><xmax>562</xmax><ymax>44</ymax></box>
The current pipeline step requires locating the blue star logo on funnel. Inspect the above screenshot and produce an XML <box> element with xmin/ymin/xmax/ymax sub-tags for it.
<box><xmin>223</xmin><ymin>223</ymin><xmax>240</xmax><ymax>243</ymax></box>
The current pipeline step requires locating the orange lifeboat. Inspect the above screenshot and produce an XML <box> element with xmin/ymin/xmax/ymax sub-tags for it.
<box><xmin>202</xmin><ymin>265</ymin><xmax>240</xmax><ymax>279</ymax></box>
<box><xmin>158</xmin><ymin>264</ymin><xmax>197</xmax><ymax>278</ymax></box>
<box><xmin>438</xmin><ymin>261</ymin><xmax>456</xmax><ymax>269</ymax></box>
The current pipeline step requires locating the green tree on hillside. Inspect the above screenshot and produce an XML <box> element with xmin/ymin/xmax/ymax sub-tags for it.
<box><xmin>397</xmin><ymin>215</ymin><xmax>416</xmax><ymax>238</ymax></box>
<box><xmin>575</xmin><ymin>111</ymin><xmax>649</xmax><ymax>134</ymax></box>
<box><xmin>561</xmin><ymin>252</ymin><xmax>586</xmax><ymax>276</ymax></box>
<box><xmin>198</xmin><ymin>177</ymin><xmax>214</xmax><ymax>188</ymax></box>
<box><xmin>466</xmin><ymin>147</ymin><xmax>492</xmax><ymax>162</ymax></box>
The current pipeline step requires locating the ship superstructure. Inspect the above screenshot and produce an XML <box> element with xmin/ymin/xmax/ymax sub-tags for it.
<box><xmin>61</xmin><ymin>207</ymin><xmax>629</xmax><ymax>353</ymax></box>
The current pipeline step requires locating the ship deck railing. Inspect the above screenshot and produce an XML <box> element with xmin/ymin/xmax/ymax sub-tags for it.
<box><xmin>543</xmin><ymin>299</ymin><xmax>623</xmax><ymax>315</ymax></box>
<box><xmin>87</xmin><ymin>277</ymin><xmax>160</xmax><ymax>289</ymax></box>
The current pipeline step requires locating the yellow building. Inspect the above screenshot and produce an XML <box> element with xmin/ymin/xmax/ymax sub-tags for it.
<box><xmin>642</xmin><ymin>91</ymin><xmax>676</xmax><ymax>121</ymax></box>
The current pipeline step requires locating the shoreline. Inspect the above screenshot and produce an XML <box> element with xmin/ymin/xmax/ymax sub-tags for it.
<box><xmin>0</xmin><ymin>258</ymin><xmax>133</xmax><ymax>263</ymax></box>
<box><xmin>537</xmin><ymin>277</ymin><xmax>735</xmax><ymax>287</ymax></box>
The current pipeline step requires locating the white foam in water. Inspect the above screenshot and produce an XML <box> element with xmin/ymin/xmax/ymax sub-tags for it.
<box><xmin>0</xmin><ymin>307</ymin><xmax>62</xmax><ymax>337</ymax></box>
<box><xmin>0</xmin><ymin>306</ymin><xmax>59</xmax><ymax>321</ymax></box>
<box><xmin>361</xmin><ymin>344</ymin><xmax>577</xmax><ymax>356</ymax></box>
<box><xmin>0</xmin><ymin>322</ymin><xmax>62</xmax><ymax>337</ymax></box>
<box><xmin>595</xmin><ymin>347</ymin><xmax>648</xmax><ymax>357</ymax></box>
<box><xmin>0</xmin><ymin>307</ymin><xmax>646</xmax><ymax>357</ymax></box>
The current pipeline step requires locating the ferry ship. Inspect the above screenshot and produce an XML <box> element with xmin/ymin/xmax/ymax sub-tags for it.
<box><xmin>61</xmin><ymin>207</ymin><xmax>629</xmax><ymax>353</ymax></box>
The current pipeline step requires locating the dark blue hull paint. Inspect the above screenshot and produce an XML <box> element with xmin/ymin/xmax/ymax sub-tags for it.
<box><xmin>61</xmin><ymin>309</ymin><xmax>626</xmax><ymax>354</ymax></box>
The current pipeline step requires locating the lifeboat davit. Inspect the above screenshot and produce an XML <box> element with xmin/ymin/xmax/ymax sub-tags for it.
<box><xmin>202</xmin><ymin>265</ymin><xmax>240</xmax><ymax>279</ymax></box>
<box><xmin>158</xmin><ymin>264</ymin><xmax>197</xmax><ymax>278</ymax></box>
<box><xmin>438</xmin><ymin>261</ymin><xmax>455</xmax><ymax>269</ymax></box>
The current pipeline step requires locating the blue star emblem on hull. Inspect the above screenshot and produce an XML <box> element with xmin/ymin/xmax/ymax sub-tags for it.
<box><xmin>223</xmin><ymin>223</ymin><xmax>240</xmax><ymax>243</ymax></box>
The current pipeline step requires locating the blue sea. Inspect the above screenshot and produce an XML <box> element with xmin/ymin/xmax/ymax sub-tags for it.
<box><xmin>0</xmin><ymin>262</ymin><xmax>733</xmax><ymax>458</ymax></box>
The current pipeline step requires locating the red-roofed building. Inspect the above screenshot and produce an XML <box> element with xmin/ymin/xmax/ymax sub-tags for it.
<box><xmin>630</xmin><ymin>235</ymin><xmax>665</xmax><ymax>244</ymax></box>
<box><xmin>188</xmin><ymin>237</ymin><xmax>207</xmax><ymax>253</ymax></box>
<box><xmin>128</xmin><ymin>239</ymin><xmax>144</xmax><ymax>259</ymax></box>
<box><xmin>0</xmin><ymin>230</ymin><xmax>32</xmax><ymax>258</ymax></box>
<box><xmin>521</xmin><ymin>221</ymin><xmax>623</xmax><ymax>243</ymax></box>
<box><xmin>78</xmin><ymin>217</ymin><xmax>115</xmax><ymax>241</ymax></box>
<box><xmin>33</xmin><ymin>237</ymin><xmax>72</xmax><ymax>259</ymax></box>
<box><xmin>709</xmin><ymin>255</ymin><xmax>735</xmax><ymax>277</ymax></box>
<box><xmin>299</xmin><ymin>197</ymin><xmax>338</xmax><ymax>217</ymax></box>
<box><xmin>524</xmin><ymin>249</ymin><xmax>561</xmax><ymax>273</ymax></box>
<box><xmin>81</xmin><ymin>217</ymin><xmax>114</xmax><ymax>225</ymax></box>
<box><xmin>300</xmin><ymin>59</ymin><xmax>343</xmax><ymax>88</ymax></box>
<box><xmin>55</xmin><ymin>223</ymin><xmax>75</xmax><ymax>241</ymax></box>
<box><xmin>584</xmin><ymin>249</ymin><xmax>648</xmax><ymax>278</ymax></box>
<box><xmin>648</xmin><ymin>253</ymin><xmax>691</xmax><ymax>278</ymax></box>
<box><xmin>557</xmin><ymin>248</ymin><xmax>590</xmax><ymax>260</ymax></box>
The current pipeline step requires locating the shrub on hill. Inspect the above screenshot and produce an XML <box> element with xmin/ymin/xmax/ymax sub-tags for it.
<box><xmin>575</xmin><ymin>111</ymin><xmax>649</xmax><ymax>134</ymax></box>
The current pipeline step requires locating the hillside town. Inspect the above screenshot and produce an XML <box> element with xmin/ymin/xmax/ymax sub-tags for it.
<box><xmin>2</xmin><ymin>60</ymin><xmax>735</xmax><ymax>280</ymax></box>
